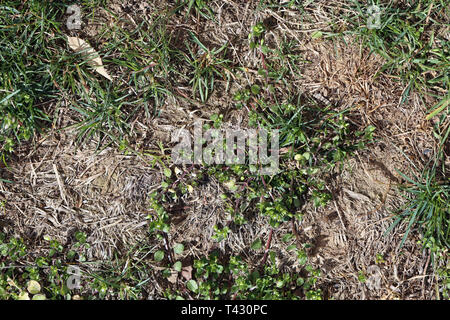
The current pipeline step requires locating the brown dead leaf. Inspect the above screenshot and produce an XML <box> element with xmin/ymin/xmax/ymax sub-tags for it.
<box><xmin>168</xmin><ymin>265</ymin><xmax>193</xmax><ymax>284</ymax></box>
<box><xmin>67</xmin><ymin>36</ymin><xmax>112</xmax><ymax>81</ymax></box>
<box><xmin>181</xmin><ymin>266</ymin><xmax>193</xmax><ymax>281</ymax></box>
<box><xmin>167</xmin><ymin>271</ymin><xmax>178</xmax><ymax>284</ymax></box>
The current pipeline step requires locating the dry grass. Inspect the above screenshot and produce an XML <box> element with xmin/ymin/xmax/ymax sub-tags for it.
<box><xmin>0</xmin><ymin>0</ymin><xmax>447</xmax><ymax>299</ymax></box>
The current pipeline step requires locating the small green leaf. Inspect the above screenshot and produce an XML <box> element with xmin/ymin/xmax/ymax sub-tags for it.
<box><xmin>286</xmin><ymin>244</ymin><xmax>297</xmax><ymax>252</ymax></box>
<box><xmin>32</xmin><ymin>294</ymin><xmax>46</xmax><ymax>300</ymax></box>
<box><xmin>251</xmin><ymin>84</ymin><xmax>261</xmax><ymax>95</ymax></box>
<box><xmin>154</xmin><ymin>250</ymin><xmax>165</xmax><ymax>262</ymax></box>
<box><xmin>282</xmin><ymin>234</ymin><xmax>293</xmax><ymax>243</ymax></box>
<box><xmin>250</xmin><ymin>270</ymin><xmax>260</xmax><ymax>283</ymax></box>
<box><xmin>298</xmin><ymin>250</ymin><xmax>308</xmax><ymax>265</ymax></box>
<box><xmin>224</xmin><ymin>179</ymin><xmax>238</xmax><ymax>192</ymax></box>
<box><xmin>426</xmin><ymin>96</ymin><xmax>449</xmax><ymax>120</ymax></box>
<box><xmin>251</xmin><ymin>238</ymin><xmax>262</xmax><ymax>250</ymax></box>
<box><xmin>27</xmin><ymin>280</ymin><xmax>41</xmax><ymax>294</ymax></box>
<box><xmin>173</xmin><ymin>261</ymin><xmax>182</xmax><ymax>272</ymax></box>
<box><xmin>186</xmin><ymin>280</ymin><xmax>198</xmax><ymax>292</ymax></box>
<box><xmin>164</xmin><ymin>168</ymin><xmax>172</xmax><ymax>178</ymax></box>
<box><xmin>311</xmin><ymin>31</ymin><xmax>323</xmax><ymax>39</ymax></box>
<box><xmin>67</xmin><ymin>250</ymin><xmax>76</xmax><ymax>260</ymax></box>
<box><xmin>18</xmin><ymin>292</ymin><xmax>30</xmax><ymax>300</ymax></box>
<box><xmin>174</xmin><ymin>243</ymin><xmax>184</xmax><ymax>254</ymax></box>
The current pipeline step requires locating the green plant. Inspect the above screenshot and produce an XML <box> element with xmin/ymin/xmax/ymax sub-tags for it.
<box><xmin>339</xmin><ymin>1</ymin><xmax>449</xmax><ymax>102</ymax></box>
<box><xmin>358</xmin><ymin>270</ymin><xmax>367</xmax><ymax>283</ymax></box>
<box><xmin>175</xmin><ymin>0</ymin><xmax>214</xmax><ymax>19</ymax></box>
<box><xmin>212</xmin><ymin>225</ymin><xmax>230</xmax><ymax>242</ymax></box>
<box><xmin>166</xmin><ymin>251</ymin><xmax>322</xmax><ymax>300</ymax></box>
<box><xmin>392</xmin><ymin>167</ymin><xmax>449</xmax><ymax>248</ymax></box>
<box><xmin>0</xmin><ymin>233</ymin><xmax>71</xmax><ymax>299</ymax></box>
<box><xmin>436</xmin><ymin>257</ymin><xmax>449</xmax><ymax>300</ymax></box>
<box><xmin>390</xmin><ymin>95</ymin><xmax>449</xmax><ymax>251</ymax></box>
<box><xmin>213</xmin><ymin>95</ymin><xmax>375</xmax><ymax>227</ymax></box>
<box><xmin>148</xmin><ymin>191</ymin><xmax>171</xmax><ymax>234</ymax></box>
<box><xmin>0</xmin><ymin>1</ymin><xmax>67</xmax><ymax>157</ymax></box>
<box><xmin>183</xmin><ymin>32</ymin><xmax>231</xmax><ymax>102</ymax></box>
<box><xmin>375</xmin><ymin>253</ymin><xmax>386</xmax><ymax>264</ymax></box>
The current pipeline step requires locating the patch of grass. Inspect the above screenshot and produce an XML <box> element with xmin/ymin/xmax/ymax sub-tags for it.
<box><xmin>333</xmin><ymin>1</ymin><xmax>449</xmax><ymax>298</ymax></box>
<box><xmin>1</xmin><ymin>0</ymin><xmax>190</xmax><ymax>156</ymax></box>
<box><xmin>65</xmin><ymin>14</ymin><xmax>185</xmax><ymax>144</ymax></box>
<box><xmin>339</xmin><ymin>0</ymin><xmax>449</xmax><ymax>101</ymax></box>
<box><xmin>394</xmin><ymin>167</ymin><xmax>449</xmax><ymax>248</ymax></box>
<box><xmin>174</xmin><ymin>0</ymin><xmax>214</xmax><ymax>20</ymax></box>
<box><xmin>335</xmin><ymin>0</ymin><xmax>450</xmax><ymax>246</ymax></box>
<box><xmin>183</xmin><ymin>32</ymin><xmax>232</xmax><ymax>102</ymax></box>
<box><xmin>391</xmin><ymin>96</ymin><xmax>449</xmax><ymax>251</ymax></box>
<box><xmin>2</xmin><ymin>0</ymin><xmax>447</xmax><ymax>300</ymax></box>
<box><xmin>103</xmin><ymin>15</ymin><xmax>183</xmax><ymax>115</ymax></box>
<box><xmin>0</xmin><ymin>1</ymin><xmax>68</xmax><ymax>156</ymax></box>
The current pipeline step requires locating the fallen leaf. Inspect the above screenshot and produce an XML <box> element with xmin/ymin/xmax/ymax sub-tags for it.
<box><xmin>167</xmin><ymin>271</ymin><xmax>178</xmax><ymax>284</ymax></box>
<box><xmin>67</xmin><ymin>36</ymin><xmax>112</xmax><ymax>81</ymax></box>
<box><xmin>181</xmin><ymin>266</ymin><xmax>193</xmax><ymax>281</ymax></box>
<box><xmin>343</xmin><ymin>188</ymin><xmax>371</xmax><ymax>202</ymax></box>
<box><xmin>18</xmin><ymin>292</ymin><xmax>30</xmax><ymax>300</ymax></box>
<box><xmin>27</xmin><ymin>280</ymin><xmax>41</xmax><ymax>294</ymax></box>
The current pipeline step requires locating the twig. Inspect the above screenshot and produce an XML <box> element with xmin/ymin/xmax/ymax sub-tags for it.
<box><xmin>53</xmin><ymin>164</ymin><xmax>68</xmax><ymax>207</ymax></box>
<box><xmin>421</xmin><ymin>249</ymin><xmax>431</xmax><ymax>299</ymax></box>
<box><xmin>291</xmin><ymin>219</ymin><xmax>301</xmax><ymax>245</ymax></box>
<box><xmin>162</xmin><ymin>233</ymin><xmax>174</xmax><ymax>265</ymax></box>
<box><xmin>332</xmin><ymin>199</ymin><xmax>348</xmax><ymax>243</ymax></box>
<box><xmin>260</xmin><ymin>228</ymin><xmax>274</xmax><ymax>271</ymax></box>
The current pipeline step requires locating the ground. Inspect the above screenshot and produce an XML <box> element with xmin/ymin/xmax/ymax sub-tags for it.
<box><xmin>0</xmin><ymin>0</ymin><xmax>448</xmax><ymax>300</ymax></box>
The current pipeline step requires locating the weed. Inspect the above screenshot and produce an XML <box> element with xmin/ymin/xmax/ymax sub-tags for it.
<box><xmin>392</xmin><ymin>166</ymin><xmax>449</xmax><ymax>249</ymax></box>
<box><xmin>175</xmin><ymin>0</ymin><xmax>214</xmax><ymax>20</ymax></box>
<box><xmin>0</xmin><ymin>1</ymin><xmax>66</xmax><ymax>156</ymax></box>
<box><xmin>163</xmin><ymin>250</ymin><xmax>322</xmax><ymax>300</ymax></box>
<box><xmin>183</xmin><ymin>32</ymin><xmax>232</xmax><ymax>102</ymax></box>
<box><xmin>340</xmin><ymin>0</ymin><xmax>449</xmax><ymax>102</ymax></box>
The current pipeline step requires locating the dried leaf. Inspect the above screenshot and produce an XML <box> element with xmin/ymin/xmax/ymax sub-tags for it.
<box><xmin>18</xmin><ymin>292</ymin><xmax>30</xmax><ymax>300</ymax></box>
<box><xmin>167</xmin><ymin>271</ymin><xmax>178</xmax><ymax>284</ymax></box>
<box><xmin>344</xmin><ymin>188</ymin><xmax>371</xmax><ymax>202</ymax></box>
<box><xmin>181</xmin><ymin>265</ymin><xmax>193</xmax><ymax>281</ymax></box>
<box><xmin>67</xmin><ymin>36</ymin><xmax>112</xmax><ymax>81</ymax></box>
